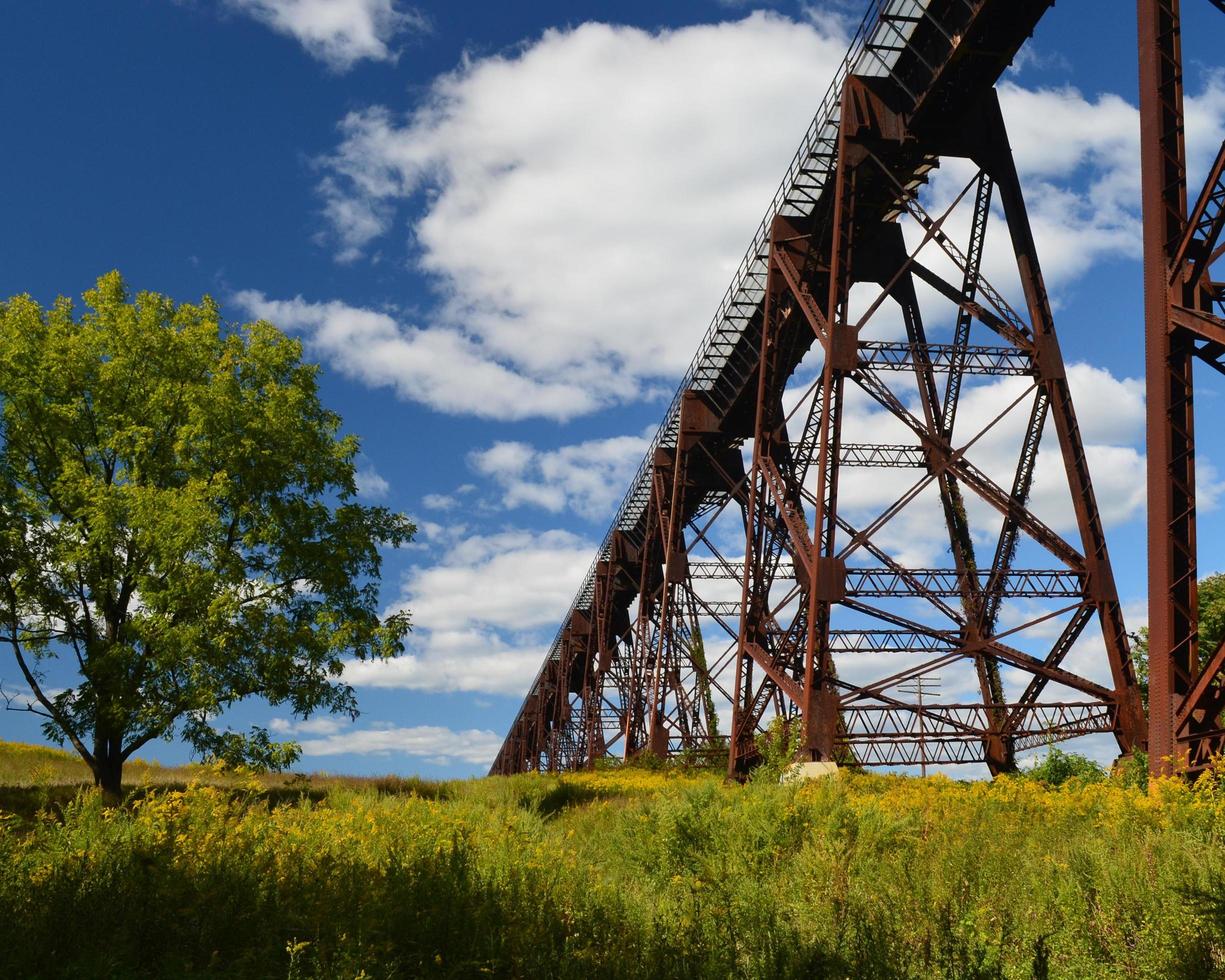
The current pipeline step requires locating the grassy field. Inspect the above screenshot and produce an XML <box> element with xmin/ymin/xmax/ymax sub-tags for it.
<box><xmin>0</xmin><ymin>738</ymin><xmax>440</xmax><ymax>819</ymax></box>
<box><xmin>1</xmin><ymin>741</ymin><xmax>1224</xmax><ymax>979</ymax></box>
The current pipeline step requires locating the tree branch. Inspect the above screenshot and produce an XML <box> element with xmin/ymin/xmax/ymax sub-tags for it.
<box><xmin>0</xmin><ymin>681</ymin><xmax>56</xmax><ymax>721</ymax></box>
<box><xmin>7</xmin><ymin>633</ymin><xmax>94</xmax><ymax>769</ymax></box>
<box><xmin>121</xmin><ymin>720</ymin><xmax>173</xmax><ymax>763</ymax></box>
<box><xmin>237</xmin><ymin>578</ymin><xmax>306</xmax><ymax>608</ymax></box>
<box><xmin>73</xmin><ymin>565</ymin><xmax>95</xmax><ymax>643</ymax></box>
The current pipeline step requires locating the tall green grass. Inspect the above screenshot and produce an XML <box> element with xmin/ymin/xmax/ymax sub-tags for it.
<box><xmin>1</xmin><ymin>754</ymin><xmax>1224</xmax><ymax>978</ymax></box>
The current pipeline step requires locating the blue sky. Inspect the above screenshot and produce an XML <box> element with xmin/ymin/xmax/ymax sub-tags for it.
<box><xmin>2</xmin><ymin>0</ymin><xmax>1224</xmax><ymax>778</ymax></box>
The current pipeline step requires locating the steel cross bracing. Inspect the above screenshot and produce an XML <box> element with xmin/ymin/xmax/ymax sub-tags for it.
<box><xmin>491</xmin><ymin>0</ymin><xmax>1147</xmax><ymax>777</ymax></box>
<box><xmin>1140</xmin><ymin>0</ymin><xmax>1225</xmax><ymax>775</ymax></box>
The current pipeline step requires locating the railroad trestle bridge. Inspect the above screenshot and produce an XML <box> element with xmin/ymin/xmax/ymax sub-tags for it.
<box><xmin>491</xmin><ymin>0</ymin><xmax>1225</xmax><ymax>779</ymax></box>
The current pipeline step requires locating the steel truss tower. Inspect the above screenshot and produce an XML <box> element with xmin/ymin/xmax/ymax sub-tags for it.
<box><xmin>1140</xmin><ymin>0</ymin><xmax>1225</xmax><ymax>775</ymax></box>
<box><xmin>492</xmin><ymin>0</ymin><xmax>1146</xmax><ymax>777</ymax></box>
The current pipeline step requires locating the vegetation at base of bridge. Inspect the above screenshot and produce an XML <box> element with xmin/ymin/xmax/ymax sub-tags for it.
<box><xmin>2</xmin><ymin>740</ymin><xmax>1225</xmax><ymax>978</ymax></box>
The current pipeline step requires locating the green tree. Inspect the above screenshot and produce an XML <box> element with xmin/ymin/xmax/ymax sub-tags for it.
<box><xmin>0</xmin><ymin>272</ymin><xmax>414</xmax><ymax>799</ymax></box>
<box><xmin>1200</xmin><ymin>574</ymin><xmax>1225</xmax><ymax>656</ymax></box>
<box><xmin>1130</xmin><ymin>573</ymin><xmax>1225</xmax><ymax>711</ymax></box>
<box><xmin>1023</xmin><ymin>746</ymin><xmax>1105</xmax><ymax>786</ymax></box>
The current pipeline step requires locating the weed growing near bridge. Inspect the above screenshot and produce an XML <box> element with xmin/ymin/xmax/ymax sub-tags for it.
<box><xmin>1</xmin><ymin>753</ymin><xmax>1224</xmax><ymax>977</ymax></box>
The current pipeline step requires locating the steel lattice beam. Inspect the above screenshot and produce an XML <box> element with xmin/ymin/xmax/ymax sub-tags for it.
<box><xmin>1141</xmin><ymin>0</ymin><xmax>1225</xmax><ymax>776</ymax></box>
<box><xmin>490</xmin><ymin>0</ymin><xmax>1145</xmax><ymax>779</ymax></box>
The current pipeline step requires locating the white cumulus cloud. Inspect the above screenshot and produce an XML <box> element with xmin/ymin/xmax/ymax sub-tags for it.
<box><xmin>355</xmin><ymin>463</ymin><xmax>390</xmax><ymax>500</ymax></box>
<box><xmin>344</xmin><ymin>528</ymin><xmax>593</xmax><ymax>694</ymax></box>
<box><xmin>295</xmin><ymin>15</ymin><xmax>1225</xmax><ymax>422</ymax></box>
<box><xmin>231</xmin><ymin>290</ymin><xmax>598</xmax><ymax>420</ymax></box>
<box><xmin>227</xmin><ymin>12</ymin><xmax>1225</xmax><ymax>424</ymax></box>
<box><xmin>223</xmin><ymin>0</ymin><xmax>425</xmax><ymax>71</ymax></box>
<box><xmin>469</xmin><ymin>429</ymin><xmax>653</xmax><ymax>520</ymax></box>
<box><xmin>343</xmin><ymin>632</ymin><xmax>548</xmax><ymax>695</ymax></box>
<box><xmin>404</xmin><ymin>528</ymin><xmax>593</xmax><ymax>632</ymax></box>
<box><xmin>268</xmin><ymin>716</ymin><xmax>347</xmax><ymax>736</ymax></box>
<box><xmin>296</xmin><ymin>723</ymin><xmax>501</xmax><ymax>765</ymax></box>
<box><xmin>304</xmin><ymin>13</ymin><xmax>851</xmax><ymax>415</ymax></box>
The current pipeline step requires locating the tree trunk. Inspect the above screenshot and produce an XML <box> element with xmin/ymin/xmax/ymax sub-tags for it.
<box><xmin>93</xmin><ymin>750</ymin><xmax>124</xmax><ymax>805</ymax></box>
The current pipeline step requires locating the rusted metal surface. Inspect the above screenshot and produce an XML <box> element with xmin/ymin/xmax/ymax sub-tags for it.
<box><xmin>1140</xmin><ymin>0</ymin><xmax>1225</xmax><ymax>776</ymax></box>
<box><xmin>491</xmin><ymin>0</ymin><xmax>1147</xmax><ymax>778</ymax></box>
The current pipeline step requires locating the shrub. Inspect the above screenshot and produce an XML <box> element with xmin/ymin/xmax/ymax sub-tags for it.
<box><xmin>1023</xmin><ymin>747</ymin><xmax>1106</xmax><ymax>786</ymax></box>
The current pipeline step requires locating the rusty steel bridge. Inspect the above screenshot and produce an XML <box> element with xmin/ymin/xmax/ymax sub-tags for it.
<box><xmin>491</xmin><ymin>0</ymin><xmax>1225</xmax><ymax>779</ymax></box>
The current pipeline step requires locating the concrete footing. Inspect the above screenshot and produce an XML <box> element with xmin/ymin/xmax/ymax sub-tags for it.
<box><xmin>780</xmin><ymin>761</ymin><xmax>839</xmax><ymax>783</ymax></box>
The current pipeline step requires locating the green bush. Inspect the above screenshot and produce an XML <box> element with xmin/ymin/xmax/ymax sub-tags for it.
<box><xmin>1023</xmin><ymin>747</ymin><xmax>1107</xmax><ymax>786</ymax></box>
